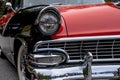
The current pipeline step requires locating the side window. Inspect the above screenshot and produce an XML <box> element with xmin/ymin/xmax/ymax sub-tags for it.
<box><xmin>12</xmin><ymin>0</ymin><xmax>22</xmax><ymax>10</ymax></box>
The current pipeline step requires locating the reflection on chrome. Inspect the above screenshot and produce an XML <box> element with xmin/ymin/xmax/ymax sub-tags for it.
<box><xmin>28</xmin><ymin>65</ymin><xmax>120</xmax><ymax>80</ymax></box>
<box><xmin>82</xmin><ymin>52</ymin><xmax>93</xmax><ymax>80</ymax></box>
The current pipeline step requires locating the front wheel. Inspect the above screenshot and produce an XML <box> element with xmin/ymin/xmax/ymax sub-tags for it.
<box><xmin>0</xmin><ymin>47</ymin><xmax>6</xmax><ymax>59</ymax></box>
<box><xmin>17</xmin><ymin>45</ymin><xmax>27</xmax><ymax>80</ymax></box>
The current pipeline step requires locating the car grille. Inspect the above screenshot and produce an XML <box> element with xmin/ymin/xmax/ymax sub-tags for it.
<box><xmin>36</xmin><ymin>35</ymin><xmax>120</xmax><ymax>63</ymax></box>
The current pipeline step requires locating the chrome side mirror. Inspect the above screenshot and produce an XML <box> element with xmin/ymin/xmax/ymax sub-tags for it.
<box><xmin>5</xmin><ymin>2</ymin><xmax>15</xmax><ymax>13</ymax></box>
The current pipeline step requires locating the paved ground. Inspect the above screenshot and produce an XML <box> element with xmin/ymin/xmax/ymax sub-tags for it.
<box><xmin>0</xmin><ymin>35</ymin><xmax>18</xmax><ymax>80</ymax></box>
<box><xmin>0</xmin><ymin>58</ymin><xmax>18</xmax><ymax>80</ymax></box>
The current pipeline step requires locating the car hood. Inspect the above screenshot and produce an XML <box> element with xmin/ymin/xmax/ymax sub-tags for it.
<box><xmin>55</xmin><ymin>3</ymin><xmax>120</xmax><ymax>37</ymax></box>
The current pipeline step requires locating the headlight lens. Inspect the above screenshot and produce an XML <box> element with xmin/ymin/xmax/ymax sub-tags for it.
<box><xmin>38</xmin><ymin>10</ymin><xmax>61</xmax><ymax>36</ymax></box>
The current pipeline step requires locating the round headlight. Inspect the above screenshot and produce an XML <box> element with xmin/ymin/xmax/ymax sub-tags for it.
<box><xmin>38</xmin><ymin>7</ymin><xmax>61</xmax><ymax>36</ymax></box>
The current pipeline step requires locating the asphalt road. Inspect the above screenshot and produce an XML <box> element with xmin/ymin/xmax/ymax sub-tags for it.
<box><xmin>0</xmin><ymin>58</ymin><xmax>18</xmax><ymax>80</ymax></box>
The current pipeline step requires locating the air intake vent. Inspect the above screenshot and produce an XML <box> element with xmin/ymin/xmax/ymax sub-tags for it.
<box><xmin>36</xmin><ymin>36</ymin><xmax>120</xmax><ymax>63</ymax></box>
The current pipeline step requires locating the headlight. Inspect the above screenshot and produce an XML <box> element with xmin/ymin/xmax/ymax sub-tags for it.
<box><xmin>37</xmin><ymin>7</ymin><xmax>61</xmax><ymax>36</ymax></box>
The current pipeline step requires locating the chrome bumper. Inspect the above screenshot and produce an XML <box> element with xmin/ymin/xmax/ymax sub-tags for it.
<box><xmin>27</xmin><ymin>64</ymin><xmax>120</xmax><ymax>80</ymax></box>
<box><xmin>26</xmin><ymin>51</ymin><xmax>120</xmax><ymax>80</ymax></box>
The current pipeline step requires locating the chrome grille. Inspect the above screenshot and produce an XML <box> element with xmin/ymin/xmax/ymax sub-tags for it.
<box><xmin>36</xmin><ymin>36</ymin><xmax>120</xmax><ymax>62</ymax></box>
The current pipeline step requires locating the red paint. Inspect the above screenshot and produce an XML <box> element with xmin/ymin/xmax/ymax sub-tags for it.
<box><xmin>52</xmin><ymin>3</ymin><xmax>120</xmax><ymax>39</ymax></box>
<box><xmin>0</xmin><ymin>12</ymin><xmax>15</xmax><ymax>27</ymax></box>
<box><xmin>51</xmin><ymin>16</ymin><xmax>68</xmax><ymax>38</ymax></box>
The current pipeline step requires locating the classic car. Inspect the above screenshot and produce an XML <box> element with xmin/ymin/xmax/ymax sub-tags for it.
<box><xmin>0</xmin><ymin>2</ymin><xmax>15</xmax><ymax>28</ymax></box>
<box><xmin>0</xmin><ymin>0</ymin><xmax>120</xmax><ymax>80</ymax></box>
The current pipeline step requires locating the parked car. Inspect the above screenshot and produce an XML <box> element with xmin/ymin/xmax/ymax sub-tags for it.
<box><xmin>0</xmin><ymin>2</ymin><xmax>15</xmax><ymax>28</ymax></box>
<box><xmin>0</xmin><ymin>0</ymin><xmax>120</xmax><ymax>80</ymax></box>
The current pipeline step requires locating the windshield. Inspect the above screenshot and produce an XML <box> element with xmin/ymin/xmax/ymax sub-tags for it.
<box><xmin>23</xmin><ymin>0</ymin><xmax>105</xmax><ymax>8</ymax></box>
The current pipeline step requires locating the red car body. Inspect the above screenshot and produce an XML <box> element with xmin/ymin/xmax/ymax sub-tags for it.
<box><xmin>0</xmin><ymin>12</ymin><xmax>15</xmax><ymax>27</ymax></box>
<box><xmin>52</xmin><ymin>3</ymin><xmax>120</xmax><ymax>38</ymax></box>
<box><xmin>1</xmin><ymin>1</ymin><xmax>120</xmax><ymax>80</ymax></box>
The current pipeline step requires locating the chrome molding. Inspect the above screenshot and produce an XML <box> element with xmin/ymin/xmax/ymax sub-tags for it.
<box><xmin>36</xmin><ymin>35</ymin><xmax>120</xmax><ymax>44</ymax></box>
<box><xmin>30</xmin><ymin>48</ymin><xmax>69</xmax><ymax>66</ymax></box>
<box><xmin>36</xmin><ymin>5</ymin><xmax>61</xmax><ymax>25</ymax></box>
<box><xmin>34</xmin><ymin>48</ymin><xmax>69</xmax><ymax>61</ymax></box>
<box><xmin>34</xmin><ymin>35</ymin><xmax>120</xmax><ymax>63</ymax></box>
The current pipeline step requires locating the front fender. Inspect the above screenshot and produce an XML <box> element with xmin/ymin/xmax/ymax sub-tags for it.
<box><xmin>14</xmin><ymin>35</ymin><xmax>31</xmax><ymax>65</ymax></box>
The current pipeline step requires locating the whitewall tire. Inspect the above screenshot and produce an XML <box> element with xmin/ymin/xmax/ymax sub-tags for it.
<box><xmin>17</xmin><ymin>45</ymin><xmax>27</xmax><ymax>80</ymax></box>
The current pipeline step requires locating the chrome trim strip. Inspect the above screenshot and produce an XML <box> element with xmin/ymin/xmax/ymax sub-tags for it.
<box><xmin>36</xmin><ymin>35</ymin><xmax>120</xmax><ymax>45</ymax></box>
<box><xmin>68</xmin><ymin>58</ymin><xmax>120</xmax><ymax>63</ymax></box>
<box><xmin>36</xmin><ymin>5</ymin><xmax>61</xmax><ymax>25</ymax></box>
<box><xmin>29</xmin><ymin>48</ymin><xmax>70</xmax><ymax>66</ymax></box>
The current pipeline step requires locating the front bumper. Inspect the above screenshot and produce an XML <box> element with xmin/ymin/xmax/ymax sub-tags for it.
<box><xmin>27</xmin><ymin>36</ymin><xmax>120</xmax><ymax>80</ymax></box>
<box><xmin>26</xmin><ymin>52</ymin><xmax>120</xmax><ymax>80</ymax></box>
<box><xmin>26</xmin><ymin>64</ymin><xmax>120</xmax><ymax>80</ymax></box>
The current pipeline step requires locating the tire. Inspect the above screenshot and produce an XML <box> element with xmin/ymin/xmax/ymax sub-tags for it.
<box><xmin>17</xmin><ymin>45</ymin><xmax>27</xmax><ymax>80</ymax></box>
<box><xmin>0</xmin><ymin>51</ymin><xmax>6</xmax><ymax>59</ymax></box>
<box><xmin>0</xmin><ymin>47</ymin><xmax>6</xmax><ymax>59</ymax></box>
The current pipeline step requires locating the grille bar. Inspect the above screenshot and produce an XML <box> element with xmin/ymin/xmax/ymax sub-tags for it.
<box><xmin>35</xmin><ymin>35</ymin><xmax>120</xmax><ymax>63</ymax></box>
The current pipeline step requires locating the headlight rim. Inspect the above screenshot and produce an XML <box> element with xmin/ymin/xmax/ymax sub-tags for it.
<box><xmin>36</xmin><ymin>6</ymin><xmax>61</xmax><ymax>36</ymax></box>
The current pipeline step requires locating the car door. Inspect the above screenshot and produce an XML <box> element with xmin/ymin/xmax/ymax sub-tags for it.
<box><xmin>1</xmin><ymin>14</ymin><xmax>20</xmax><ymax>63</ymax></box>
<box><xmin>0</xmin><ymin>15</ymin><xmax>14</xmax><ymax>61</ymax></box>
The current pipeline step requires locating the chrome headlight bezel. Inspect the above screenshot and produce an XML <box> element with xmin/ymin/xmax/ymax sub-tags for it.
<box><xmin>37</xmin><ymin>6</ymin><xmax>61</xmax><ymax>36</ymax></box>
